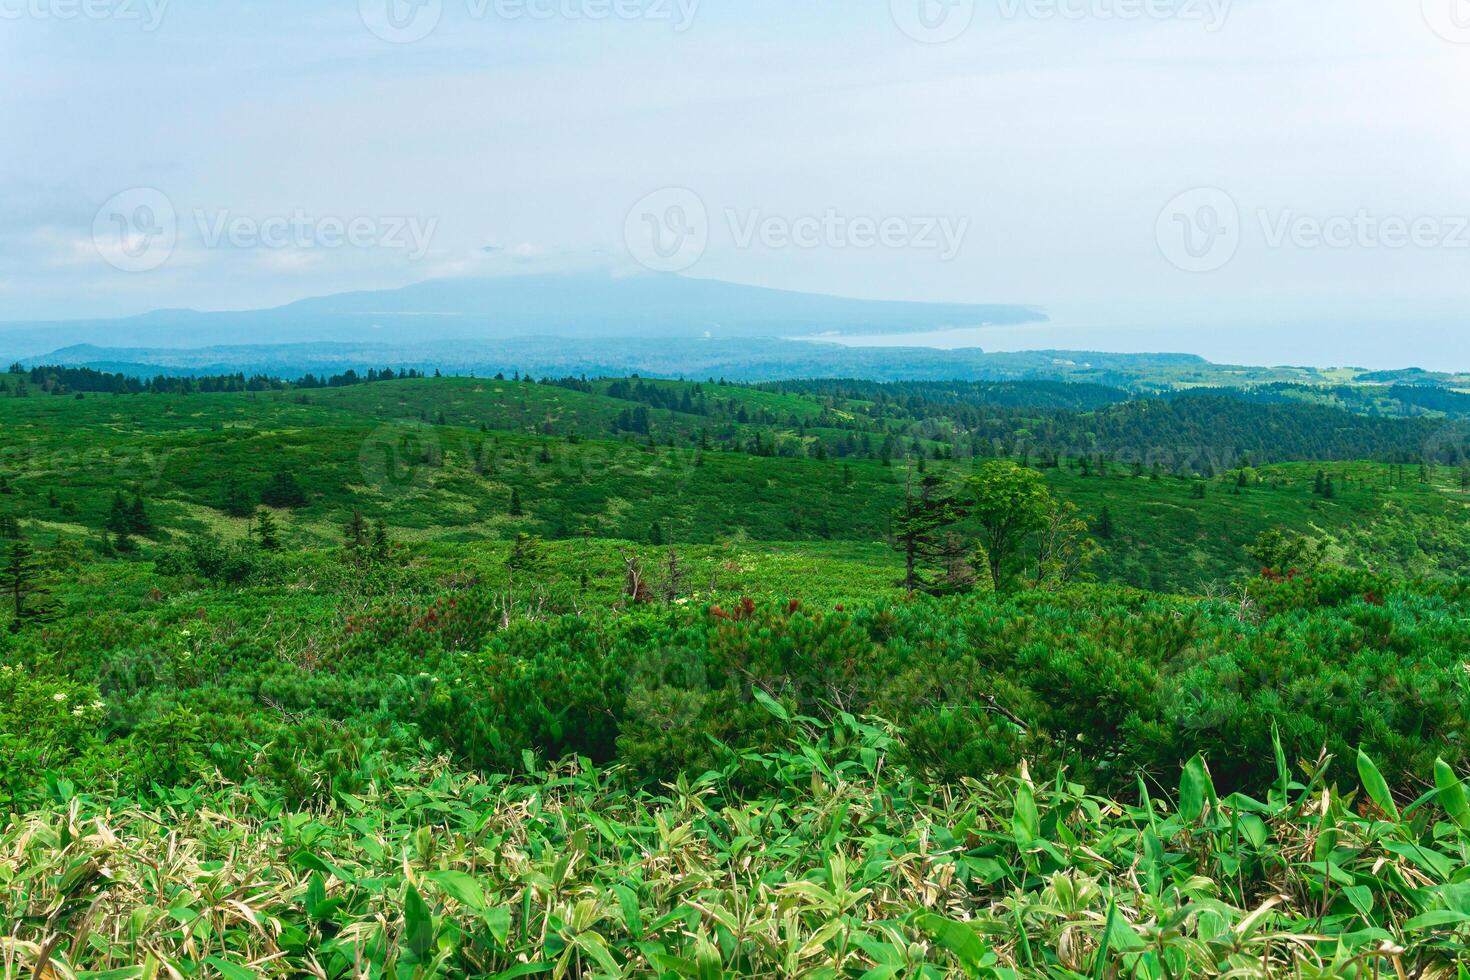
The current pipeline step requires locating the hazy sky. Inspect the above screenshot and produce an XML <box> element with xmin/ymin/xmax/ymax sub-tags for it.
<box><xmin>2</xmin><ymin>0</ymin><xmax>1468</xmax><ymax>366</ymax></box>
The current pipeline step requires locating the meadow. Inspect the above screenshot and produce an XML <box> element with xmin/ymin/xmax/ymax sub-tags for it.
<box><xmin>3</xmin><ymin>368</ymin><xmax>1470</xmax><ymax>977</ymax></box>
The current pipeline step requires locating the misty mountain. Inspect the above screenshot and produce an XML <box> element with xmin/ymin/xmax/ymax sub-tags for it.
<box><xmin>0</xmin><ymin>272</ymin><xmax>1045</xmax><ymax>360</ymax></box>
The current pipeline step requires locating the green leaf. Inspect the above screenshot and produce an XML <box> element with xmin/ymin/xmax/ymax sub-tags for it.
<box><xmin>751</xmin><ymin>687</ymin><xmax>789</xmax><ymax>722</ymax></box>
<box><xmin>482</xmin><ymin>906</ymin><xmax>512</xmax><ymax>947</ymax></box>
<box><xmin>917</xmin><ymin>913</ymin><xmax>990</xmax><ymax>970</ymax></box>
<box><xmin>695</xmin><ymin>934</ymin><xmax>724</xmax><ymax>980</ymax></box>
<box><xmin>1179</xmin><ymin>755</ymin><xmax>1208</xmax><ymax>824</ymax></box>
<box><xmin>202</xmin><ymin>958</ymin><xmax>255</xmax><ymax>980</ymax></box>
<box><xmin>428</xmin><ymin>870</ymin><xmax>486</xmax><ymax>911</ymax></box>
<box><xmin>1012</xmin><ymin>779</ymin><xmax>1038</xmax><ymax>845</ymax></box>
<box><xmin>573</xmin><ymin>932</ymin><xmax>622</xmax><ymax>975</ymax></box>
<box><xmin>292</xmin><ymin>849</ymin><xmax>356</xmax><ymax>884</ymax></box>
<box><xmin>1271</xmin><ymin>722</ymin><xmax>1290</xmax><ymax>804</ymax></box>
<box><xmin>1403</xmin><ymin>909</ymin><xmax>1470</xmax><ymax>931</ymax></box>
<box><xmin>614</xmin><ymin>883</ymin><xmax>643</xmax><ymax>941</ymax></box>
<box><xmin>1435</xmin><ymin>758</ymin><xmax>1470</xmax><ymax>831</ymax></box>
<box><xmin>1357</xmin><ymin>749</ymin><xmax>1399</xmax><ymax>821</ymax></box>
<box><xmin>403</xmin><ymin>883</ymin><xmax>435</xmax><ymax>958</ymax></box>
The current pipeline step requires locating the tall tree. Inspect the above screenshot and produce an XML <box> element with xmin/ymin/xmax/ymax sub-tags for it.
<box><xmin>371</xmin><ymin>519</ymin><xmax>391</xmax><ymax>562</ymax></box>
<box><xmin>891</xmin><ymin>472</ymin><xmax>968</xmax><ymax>596</ymax></box>
<box><xmin>129</xmin><ymin>493</ymin><xmax>153</xmax><ymax>536</ymax></box>
<box><xmin>106</xmin><ymin>491</ymin><xmax>132</xmax><ymax>535</ymax></box>
<box><xmin>255</xmin><ymin>508</ymin><xmax>281</xmax><ymax>551</ymax></box>
<box><xmin>4</xmin><ymin>537</ymin><xmax>56</xmax><ymax>633</ymax></box>
<box><xmin>968</xmin><ymin>461</ymin><xmax>1053</xmax><ymax>592</ymax></box>
<box><xmin>344</xmin><ymin>509</ymin><xmax>369</xmax><ymax>556</ymax></box>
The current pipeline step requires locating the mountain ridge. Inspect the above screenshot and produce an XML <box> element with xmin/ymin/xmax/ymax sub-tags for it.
<box><xmin>0</xmin><ymin>272</ymin><xmax>1046</xmax><ymax>358</ymax></box>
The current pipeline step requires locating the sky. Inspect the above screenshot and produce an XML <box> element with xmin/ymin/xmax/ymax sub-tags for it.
<box><xmin>2</xmin><ymin>0</ymin><xmax>1469</xmax><ymax>368</ymax></box>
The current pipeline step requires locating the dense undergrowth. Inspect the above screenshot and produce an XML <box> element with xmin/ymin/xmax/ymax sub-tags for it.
<box><xmin>2</xmin><ymin>545</ymin><xmax>1466</xmax><ymax>815</ymax></box>
<box><xmin>4</xmin><ymin>715</ymin><xmax>1469</xmax><ymax>977</ymax></box>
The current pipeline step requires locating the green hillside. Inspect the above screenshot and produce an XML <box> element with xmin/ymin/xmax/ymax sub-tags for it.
<box><xmin>4</xmin><ymin>370</ymin><xmax>1470</xmax><ymax>975</ymax></box>
<box><xmin>3</xmin><ymin>372</ymin><xmax>1468</xmax><ymax>591</ymax></box>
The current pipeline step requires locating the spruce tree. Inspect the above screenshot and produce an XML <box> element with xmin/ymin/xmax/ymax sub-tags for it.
<box><xmin>255</xmin><ymin>508</ymin><xmax>280</xmax><ymax>551</ymax></box>
<box><xmin>371</xmin><ymin>519</ymin><xmax>391</xmax><ymax>561</ymax></box>
<box><xmin>892</xmin><ymin>472</ymin><xmax>968</xmax><ymax>596</ymax></box>
<box><xmin>129</xmin><ymin>493</ymin><xmax>153</xmax><ymax>536</ymax></box>
<box><xmin>344</xmin><ymin>509</ymin><xmax>369</xmax><ymax>555</ymax></box>
<box><xmin>106</xmin><ymin>491</ymin><xmax>132</xmax><ymax>535</ymax></box>
<box><xmin>4</xmin><ymin>537</ymin><xmax>57</xmax><ymax>633</ymax></box>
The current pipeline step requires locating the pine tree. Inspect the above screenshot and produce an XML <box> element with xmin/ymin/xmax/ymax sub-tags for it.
<box><xmin>1095</xmin><ymin>505</ymin><xmax>1115</xmax><ymax>540</ymax></box>
<box><xmin>507</xmin><ymin>533</ymin><xmax>545</xmax><ymax>589</ymax></box>
<box><xmin>892</xmin><ymin>472</ymin><xmax>968</xmax><ymax>596</ymax></box>
<box><xmin>344</xmin><ymin>509</ymin><xmax>369</xmax><ymax>556</ymax></box>
<box><xmin>255</xmin><ymin>508</ymin><xmax>280</xmax><ymax>551</ymax></box>
<box><xmin>106</xmin><ymin>491</ymin><xmax>132</xmax><ymax>535</ymax></box>
<box><xmin>4</xmin><ymin>537</ymin><xmax>57</xmax><ymax>633</ymax></box>
<box><xmin>509</xmin><ymin>488</ymin><xmax>524</xmax><ymax>516</ymax></box>
<box><xmin>371</xmin><ymin>519</ymin><xmax>391</xmax><ymax>561</ymax></box>
<box><xmin>129</xmin><ymin>493</ymin><xmax>153</xmax><ymax>536</ymax></box>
